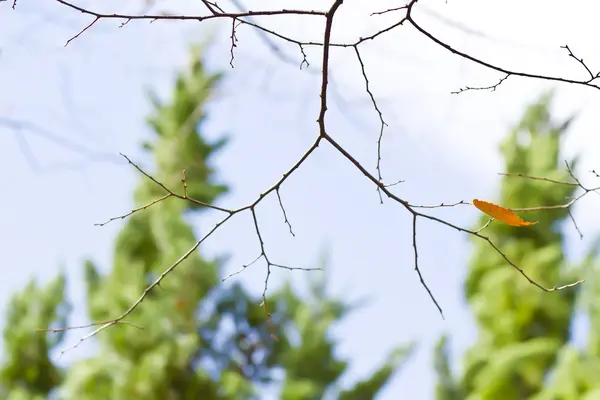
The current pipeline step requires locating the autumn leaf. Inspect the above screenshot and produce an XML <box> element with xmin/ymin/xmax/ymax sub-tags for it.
<box><xmin>472</xmin><ymin>199</ymin><xmax>538</xmax><ymax>227</ymax></box>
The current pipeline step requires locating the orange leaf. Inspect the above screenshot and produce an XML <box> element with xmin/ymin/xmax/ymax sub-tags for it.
<box><xmin>472</xmin><ymin>199</ymin><xmax>538</xmax><ymax>227</ymax></box>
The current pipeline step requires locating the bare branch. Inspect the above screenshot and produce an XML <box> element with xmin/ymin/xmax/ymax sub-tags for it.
<box><xmin>409</xmin><ymin>200</ymin><xmax>470</xmax><ymax>209</ymax></box>
<box><xmin>383</xmin><ymin>179</ymin><xmax>405</xmax><ymax>188</ymax></box>
<box><xmin>412</xmin><ymin>214</ymin><xmax>444</xmax><ymax>318</ymax></box>
<box><xmin>275</xmin><ymin>188</ymin><xmax>295</xmax><ymax>237</ymax></box>
<box><xmin>230</xmin><ymin>0</ymin><xmax>308</xmax><ymax>69</ymax></box>
<box><xmin>65</xmin><ymin>16</ymin><xmax>98</xmax><ymax>46</ymax></box>
<box><xmin>475</xmin><ymin>218</ymin><xmax>493</xmax><ymax>234</ymax></box>
<box><xmin>561</xmin><ymin>44</ymin><xmax>598</xmax><ymax>82</ymax></box>
<box><xmin>55</xmin><ymin>0</ymin><xmax>326</xmax><ymax>22</ymax></box>
<box><xmin>371</xmin><ymin>5</ymin><xmax>409</xmax><ymax>16</ymax></box>
<box><xmin>229</xmin><ymin>18</ymin><xmax>240</xmax><ymax>68</ymax></box>
<box><xmin>451</xmin><ymin>74</ymin><xmax>510</xmax><ymax>94</ymax></box>
<box><xmin>95</xmin><ymin>193</ymin><xmax>172</xmax><ymax>227</ymax></box>
<box><xmin>568</xmin><ymin>209</ymin><xmax>583</xmax><ymax>240</ymax></box>
<box><xmin>353</xmin><ymin>46</ymin><xmax>388</xmax><ymax>203</ymax></box>
<box><xmin>499</xmin><ymin>172</ymin><xmax>579</xmax><ymax>186</ymax></box>
<box><xmin>320</xmin><ymin>133</ymin><xmax>583</xmax><ymax>293</ymax></box>
<box><xmin>404</xmin><ymin>1</ymin><xmax>600</xmax><ymax>91</ymax></box>
<box><xmin>223</xmin><ymin>253</ymin><xmax>263</xmax><ymax>282</ymax></box>
<box><xmin>115</xmin><ymin>153</ymin><xmax>233</xmax><ymax>215</ymax></box>
<box><xmin>43</xmin><ymin>0</ymin><xmax>599</xmax><ymax>349</ymax></box>
<box><xmin>60</xmin><ymin>212</ymin><xmax>234</xmax><ymax>356</ymax></box>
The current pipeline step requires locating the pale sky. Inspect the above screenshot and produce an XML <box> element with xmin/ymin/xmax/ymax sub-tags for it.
<box><xmin>1</xmin><ymin>0</ymin><xmax>600</xmax><ymax>399</ymax></box>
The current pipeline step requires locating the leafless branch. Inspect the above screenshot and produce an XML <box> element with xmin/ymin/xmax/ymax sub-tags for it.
<box><xmin>275</xmin><ymin>188</ymin><xmax>295</xmax><ymax>237</ymax></box>
<box><xmin>353</xmin><ymin>46</ymin><xmax>387</xmax><ymax>203</ymax></box>
<box><xmin>409</xmin><ymin>200</ymin><xmax>470</xmax><ymax>209</ymax></box>
<box><xmin>36</xmin><ymin>0</ymin><xmax>600</xmax><ymax>352</ymax></box>
<box><xmin>561</xmin><ymin>44</ymin><xmax>598</xmax><ymax>82</ymax></box>
<box><xmin>474</xmin><ymin>218</ymin><xmax>493</xmax><ymax>234</ymax></box>
<box><xmin>412</xmin><ymin>214</ymin><xmax>444</xmax><ymax>318</ymax></box>
<box><xmin>229</xmin><ymin>18</ymin><xmax>240</xmax><ymax>68</ymax></box>
<box><xmin>95</xmin><ymin>193</ymin><xmax>172</xmax><ymax>227</ymax></box>
<box><xmin>568</xmin><ymin>209</ymin><xmax>583</xmax><ymax>240</ymax></box>
<box><xmin>451</xmin><ymin>74</ymin><xmax>510</xmax><ymax>94</ymax></box>
<box><xmin>499</xmin><ymin>172</ymin><xmax>579</xmax><ymax>186</ymax></box>
<box><xmin>51</xmin><ymin>0</ymin><xmax>600</xmax><ymax>94</ymax></box>
<box><xmin>371</xmin><ymin>5</ymin><xmax>409</xmax><ymax>16</ymax></box>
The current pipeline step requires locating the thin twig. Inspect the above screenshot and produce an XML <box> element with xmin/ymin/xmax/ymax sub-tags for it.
<box><xmin>276</xmin><ymin>188</ymin><xmax>295</xmax><ymax>236</ymax></box>
<box><xmin>412</xmin><ymin>214</ymin><xmax>444</xmax><ymax>318</ymax></box>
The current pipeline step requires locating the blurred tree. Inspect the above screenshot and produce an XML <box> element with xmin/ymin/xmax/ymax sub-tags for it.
<box><xmin>0</xmin><ymin>44</ymin><xmax>413</xmax><ymax>400</ymax></box>
<box><xmin>433</xmin><ymin>93</ymin><xmax>600</xmax><ymax>400</ymax></box>
<box><xmin>0</xmin><ymin>276</ymin><xmax>69</xmax><ymax>400</ymax></box>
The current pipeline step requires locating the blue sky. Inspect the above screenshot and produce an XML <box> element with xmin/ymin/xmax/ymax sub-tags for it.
<box><xmin>2</xmin><ymin>0</ymin><xmax>600</xmax><ymax>398</ymax></box>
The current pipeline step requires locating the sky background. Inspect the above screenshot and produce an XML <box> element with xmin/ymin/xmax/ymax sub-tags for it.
<box><xmin>1</xmin><ymin>0</ymin><xmax>600</xmax><ymax>398</ymax></box>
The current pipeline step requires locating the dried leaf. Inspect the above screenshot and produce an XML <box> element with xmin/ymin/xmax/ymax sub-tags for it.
<box><xmin>472</xmin><ymin>199</ymin><xmax>538</xmax><ymax>227</ymax></box>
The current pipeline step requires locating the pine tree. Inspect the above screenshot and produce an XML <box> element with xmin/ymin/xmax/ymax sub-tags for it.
<box><xmin>434</xmin><ymin>92</ymin><xmax>599</xmax><ymax>400</ymax></box>
<box><xmin>1</xmin><ymin>44</ymin><xmax>412</xmax><ymax>400</ymax></box>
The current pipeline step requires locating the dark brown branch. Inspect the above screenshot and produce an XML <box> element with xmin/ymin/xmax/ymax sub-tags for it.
<box><xmin>412</xmin><ymin>215</ymin><xmax>444</xmax><ymax>318</ymax></box>
<box><xmin>406</xmin><ymin>10</ymin><xmax>600</xmax><ymax>91</ymax></box>
<box><xmin>229</xmin><ymin>18</ymin><xmax>240</xmax><ymax>68</ymax></box>
<box><xmin>561</xmin><ymin>44</ymin><xmax>598</xmax><ymax>82</ymax></box>
<box><xmin>55</xmin><ymin>0</ymin><xmax>326</xmax><ymax>21</ymax></box>
<box><xmin>320</xmin><ymin>132</ymin><xmax>583</xmax><ymax>294</ymax></box>
<box><xmin>451</xmin><ymin>74</ymin><xmax>510</xmax><ymax>94</ymax></box>
<box><xmin>275</xmin><ymin>188</ymin><xmax>295</xmax><ymax>236</ymax></box>
<box><xmin>353</xmin><ymin>46</ymin><xmax>388</xmax><ymax>203</ymax></box>
<box><xmin>47</xmin><ymin>0</ymin><xmax>596</xmax><ymax>350</ymax></box>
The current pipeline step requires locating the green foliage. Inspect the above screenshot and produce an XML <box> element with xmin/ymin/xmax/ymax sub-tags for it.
<box><xmin>339</xmin><ymin>344</ymin><xmax>416</xmax><ymax>400</ymax></box>
<box><xmin>0</xmin><ymin>274</ymin><xmax>69</xmax><ymax>400</ymax></box>
<box><xmin>434</xmin><ymin>92</ymin><xmax>600</xmax><ymax>400</ymax></box>
<box><xmin>433</xmin><ymin>336</ymin><xmax>462</xmax><ymax>400</ymax></box>
<box><xmin>143</xmin><ymin>44</ymin><xmax>228</xmax><ymax>208</ymax></box>
<box><xmin>1</xmin><ymin>44</ymin><xmax>410</xmax><ymax>400</ymax></box>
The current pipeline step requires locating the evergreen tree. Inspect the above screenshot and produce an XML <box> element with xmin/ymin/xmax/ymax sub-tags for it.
<box><xmin>1</xmin><ymin>44</ymin><xmax>412</xmax><ymax>400</ymax></box>
<box><xmin>0</xmin><ymin>276</ymin><xmax>68</xmax><ymax>400</ymax></box>
<box><xmin>434</xmin><ymin>93</ymin><xmax>599</xmax><ymax>399</ymax></box>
